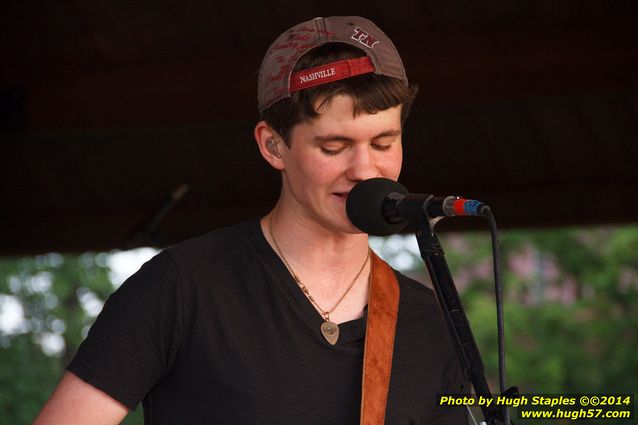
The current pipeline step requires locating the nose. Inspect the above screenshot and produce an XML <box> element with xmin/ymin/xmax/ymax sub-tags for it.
<box><xmin>346</xmin><ymin>145</ymin><xmax>380</xmax><ymax>182</ymax></box>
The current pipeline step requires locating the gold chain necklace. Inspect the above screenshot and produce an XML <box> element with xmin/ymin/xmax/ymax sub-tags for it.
<box><xmin>268</xmin><ymin>216</ymin><xmax>370</xmax><ymax>345</ymax></box>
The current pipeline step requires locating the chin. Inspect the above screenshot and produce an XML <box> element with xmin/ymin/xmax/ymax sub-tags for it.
<box><xmin>317</xmin><ymin>205</ymin><xmax>365</xmax><ymax>235</ymax></box>
<box><xmin>344</xmin><ymin>222</ymin><xmax>365</xmax><ymax>235</ymax></box>
<box><xmin>332</xmin><ymin>217</ymin><xmax>366</xmax><ymax>235</ymax></box>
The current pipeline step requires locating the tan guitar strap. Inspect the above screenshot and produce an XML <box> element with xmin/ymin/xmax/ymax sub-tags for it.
<box><xmin>360</xmin><ymin>252</ymin><xmax>400</xmax><ymax>425</ymax></box>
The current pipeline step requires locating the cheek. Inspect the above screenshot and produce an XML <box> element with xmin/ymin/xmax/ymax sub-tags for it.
<box><xmin>381</xmin><ymin>148</ymin><xmax>403</xmax><ymax>180</ymax></box>
<box><xmin>307</xmin><ymin>162</ymin><xmax>342</xmax><ymax>187</ymax></box>
<box><xmin>287</xmin><ymin>154</ymin><xmax>336</xmax><ymax>190</ymax></box>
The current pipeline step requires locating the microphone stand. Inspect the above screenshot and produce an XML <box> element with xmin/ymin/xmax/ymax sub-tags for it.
<box><xmin>400</xmin><ymin>194</ymin><xmax>510</xmax><ymax>425</ymax></box>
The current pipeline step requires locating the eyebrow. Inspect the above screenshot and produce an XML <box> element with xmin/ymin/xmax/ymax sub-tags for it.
<box><xmin>313</xmin><ymin>129</ymin><xmax>402</xmax><ymax>143</ymax></box>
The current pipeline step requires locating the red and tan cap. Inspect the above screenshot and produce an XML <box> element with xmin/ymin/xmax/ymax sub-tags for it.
<box><xmin>258</xmin><ymin>16</ymin><xmax>408</xmax><ymax>114</ymax></box>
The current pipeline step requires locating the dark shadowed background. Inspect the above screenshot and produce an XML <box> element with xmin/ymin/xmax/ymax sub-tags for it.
<box><xmin>2</xmin><ymin>0</ymin><xmax>637</xmax><ymax>255</ymax></box>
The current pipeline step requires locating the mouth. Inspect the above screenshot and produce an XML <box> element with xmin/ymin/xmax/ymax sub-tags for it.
<box><xmin>333</xmin><ymin>192</ymin><xmax>350</xmax><ymax>201</ymax></box>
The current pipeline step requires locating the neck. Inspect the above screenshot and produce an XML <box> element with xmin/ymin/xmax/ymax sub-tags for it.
<box><xmin>261</xmin><ymin>202</ymin><xmax>372</xmax><ymax>324</ymax></box>
<box><xmin>262</xmin><ymin>202</ymin><xmax>370</xmax><ymax>278</ymax></box>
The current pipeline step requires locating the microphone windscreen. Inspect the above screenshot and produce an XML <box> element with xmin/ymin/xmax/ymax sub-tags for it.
<box><xmin>346</xmin><ymin>178</ymin><xmax>409</xmax><ymax>236</ymax></box>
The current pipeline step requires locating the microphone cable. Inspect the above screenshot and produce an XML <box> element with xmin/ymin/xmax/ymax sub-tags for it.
<box><xmin>483</xmin><ymin>206</ymin><xmax>510</xmax><ymax>425</ymax></box>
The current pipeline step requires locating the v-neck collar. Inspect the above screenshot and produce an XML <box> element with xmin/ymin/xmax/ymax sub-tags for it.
<box><xmin>250</xmin><ymin>218</ymin><xmax>367</xmax><ymax>346</ymax></box>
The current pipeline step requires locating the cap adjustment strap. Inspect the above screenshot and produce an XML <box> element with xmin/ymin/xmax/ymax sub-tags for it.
<box><xmin>289</xmin><ymin>56</ymin><xmax>375</xmax><ymax>93</ymax></box>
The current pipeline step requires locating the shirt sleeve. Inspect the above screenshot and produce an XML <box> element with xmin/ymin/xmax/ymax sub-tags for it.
<box><xmin>66</xmin><ymin>250</ymin><xmax>183</xmax><ymax>410</ymax></box>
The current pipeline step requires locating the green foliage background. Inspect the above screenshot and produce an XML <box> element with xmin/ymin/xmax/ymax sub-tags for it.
<box><xmin>375</xmin><ymin>225</ymin><xmax>638</xmax><ymax>424</ymax></box>
<box><xmin>1</xmin><ymin>225</ymin><xmax>637</xmax><ymax>424</ymax></box>
<box><xmin>0</xmin><ymin>253</ymin><xmax>144</xmax><ymax>425</ymax></box>
<box><xmin>445</xmin><ymin>227</ymin><xmax>638</xmax><ymax>396</ymax></box>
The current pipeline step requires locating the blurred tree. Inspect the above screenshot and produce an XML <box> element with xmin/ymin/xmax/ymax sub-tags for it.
<box><xmin>0</xmin><ymin>253</ymin><xmax>143</xmax><ymax>424</ymax></box>
<box><xmin>471</xmin><ymin>227</ymin><xmax>638</xmax><ymax>395</ymax></box>
<box><xmin>374</xmin><ymin>225</ymin><xmax>638</xmax><ymax>425</ymax></box>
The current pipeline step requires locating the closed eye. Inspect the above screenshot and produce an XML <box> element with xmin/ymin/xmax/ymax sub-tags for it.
<box><xmin>321</xmin><ymin>147</ymin><xmax>347</xmax><ymax>156</ymax></box>
<box><xmin>372</xmin><ymin>143</ymin><xmax>392</xmax><ymax>151</ymax></box>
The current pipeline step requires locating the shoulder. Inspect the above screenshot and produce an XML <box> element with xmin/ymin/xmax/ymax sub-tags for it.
<box><xmin>394</xmin><ymin>270</ymin><xmax>439</xmax><ymax>311</ymax></box>
<box><xmin>162</xmin><ymin>219</ymin><xmax>260</xmax><ymax>272</ymax></box>
<box><xmin>165</xmin><ymin>219</ymin><xmax>257</xmax><ymax>255</ymax></box>
<box><xmin>392</xmin><ymin>269</ymin><xmax>451</xmax><ymax>339</ymax></box>
<box><xmin>116</xmin><ymin>219</ymin><xmax>260</xmax><ymax>294</ymax></box>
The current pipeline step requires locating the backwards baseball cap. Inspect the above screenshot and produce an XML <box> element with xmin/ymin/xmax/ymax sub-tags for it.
<box><xmin>258</xmin><ymin>16</ymin><xmax>408</xmax><ymax>114</ymax></box>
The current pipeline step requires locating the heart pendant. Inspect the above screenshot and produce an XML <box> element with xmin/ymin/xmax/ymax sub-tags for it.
<box><xmin>321</xmin><ymin>321</ymin><xmax>340</xmax><ymax>345</ymax></box>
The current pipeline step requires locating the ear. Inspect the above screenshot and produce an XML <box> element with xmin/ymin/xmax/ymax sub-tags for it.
<box><xmin>254</xmin><ymin>120</ymin><xmax>285</xmax><ymax>171</ymax></box>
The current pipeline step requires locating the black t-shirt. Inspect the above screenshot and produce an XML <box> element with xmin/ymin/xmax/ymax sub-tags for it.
<box><xmin>68</xmin><ymin>219</ymin><xmax>467</xmax><ymax>424</ymax></box>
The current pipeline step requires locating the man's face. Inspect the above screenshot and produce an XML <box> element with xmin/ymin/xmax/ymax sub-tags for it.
<box><xmin>278</xmin><ymin>94</ymin><xmax>403</xmax><ymax>234</ymax></box>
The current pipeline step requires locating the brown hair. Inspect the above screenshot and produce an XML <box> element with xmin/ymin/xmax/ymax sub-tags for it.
<box><xmin>261</xmin><ymin>43</ymin><xmax>418</xmax><ymax>146</ymax></box>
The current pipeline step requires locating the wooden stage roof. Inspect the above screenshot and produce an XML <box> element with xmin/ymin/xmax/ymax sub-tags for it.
<box><xmin>2</xmin><ymin>0</ymin><xmax>637</xmax><ymax>255</ymax></box>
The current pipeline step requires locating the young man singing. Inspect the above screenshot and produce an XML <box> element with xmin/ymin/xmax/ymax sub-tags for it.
<box><xmin>35</xmin><ymin>16</ymin><xmax>467</xmax><ymax>424</ymax></box>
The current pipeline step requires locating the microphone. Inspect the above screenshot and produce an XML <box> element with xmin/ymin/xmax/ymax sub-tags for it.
<box><xmin>346</xmin><ymin>177</ymin><xmax>489</xmax><ymax>236</ymax></box>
